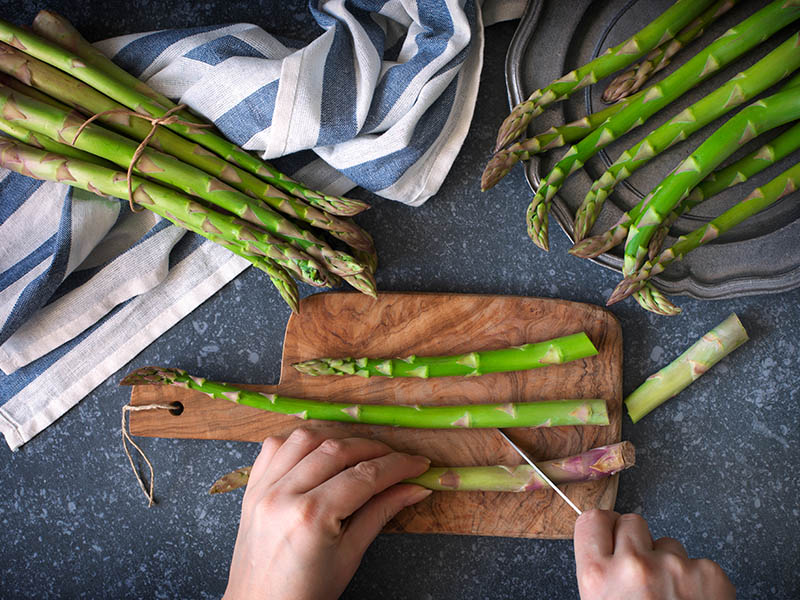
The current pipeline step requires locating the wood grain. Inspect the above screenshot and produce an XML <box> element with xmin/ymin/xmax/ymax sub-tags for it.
<box><xmin>129</xmin><ymin>291</ymin><xmax>622</xmax><ymax>538</ymax></box>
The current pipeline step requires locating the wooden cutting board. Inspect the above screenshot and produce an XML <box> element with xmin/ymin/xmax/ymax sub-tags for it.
<box><xmin>129</xmin><ymin>291</ymin><xmax>622</xmax><ymax>538</ymax></box>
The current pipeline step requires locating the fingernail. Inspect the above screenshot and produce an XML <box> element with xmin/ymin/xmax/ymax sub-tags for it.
<box><xmin>404</xmin><ymin>487</ymin><xmax>433</xmax><ymax>506</ymax></box>
<box><xmin>416</xmin><ymin>455</ymin><xmax>431</xmax><ymax>466</ymax></box>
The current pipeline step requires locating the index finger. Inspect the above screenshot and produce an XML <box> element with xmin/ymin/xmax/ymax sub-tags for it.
<box><xmin>574</xmin><ymin>509</ymin><xmax>620</xmax><ymax>566</ymax></box>
<box><xmin>311</xmin><ymin>452</ymin><xmax>431</xmax><ymax>520</ymax></box>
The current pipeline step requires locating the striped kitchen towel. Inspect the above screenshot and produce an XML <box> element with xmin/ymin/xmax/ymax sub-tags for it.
<box><xmin>0</xmin><ymin>0</ymin><xmax>525</xmax><ymax>450</ymax></box>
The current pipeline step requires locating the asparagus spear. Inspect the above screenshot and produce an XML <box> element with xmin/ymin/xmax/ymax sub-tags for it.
<box><xmin>120</xmin><ymin>366</ymin><xmax>610</xmax><ymax>428</ymax></box>
<box><xmin>625</xmin><ymin>313</ymin><xmax>748</xmax><ymax>422</ymax></box>
<box><xmin>574</xmin><ymin>36</ymin><xmax>800</xmax><ymax>241</ymax></box>
<box><xmin>7</xmin><ymin>12</ymin><xmax>371</xmax><ymax>218</ymax></box>
<box><xmin>0</xmin><ymin>114</ymin><xmax>113</xmax><ymax>165</ymax></box>
<box><xmin>492</xmin><ymin>0</ymin><xmax>716</xmax><ymax>151</ymax></box>
<box><xmin>623</xmin><ymin>86</ymin><xmax>800</xmax><ymax>276</ymax></box>
<box><xmin>209</xmin><ymin>441</ymin><xmax>636</xmax><ymax>494</ymax></box>
<box><xmin>481</xmin><ymin>89</ymin><xmax>645</xmax><ymax>191</ymax></box>
<box><xmin>0</xmin><ymin>137</ymin><xmax>304</xmax><ymax>310</ymax></box>
<box><xmin>632</xmin><ymin>283</ymin><xmax>682</xmax><ymax>316</ymax></box>
<box><xmin>611</xmin><ymin>161</ymin><xmax>800</xmax><ymax>304</ymax></box>
<box><xmin>0</xmin><ymin>83</ymin><xmax>337</xmax><ymax>286</ymax></box>
<box><xmin>292</xmin><ymin>332</ymin><xmax>598</xmax><ymax>378</ymax></box>
<box><xmin>569</xmin><ymin>120</ymin><xmax>800</xmax><ymax>259</ymax></box>
<box><xmin>602</xmin><ymin>0</ymin><xmax>738</xmax><ymax>103</ymax></box>
<box><xmin>527</xmin><ymin>0</ymin><xmax>800</xmax><ymax>251</ymax></box>
<box><xmin>0</xmin><ymin>43</ymin><xmax>371</xmax><ymax>271</ymax></box>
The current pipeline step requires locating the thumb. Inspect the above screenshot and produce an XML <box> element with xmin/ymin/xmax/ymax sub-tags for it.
<box><xmin>343</xmin><ymin>484</ymin><xmax>432</xmax><ymax>555</ymax></box>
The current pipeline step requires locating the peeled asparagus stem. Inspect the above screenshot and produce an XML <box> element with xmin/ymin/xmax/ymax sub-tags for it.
<box><xmin>625</xmin><ymin>313</ymin><xmax>748</xmax><ymax>423</ymax></box>
<box><xmin>209</xmin><ymin>441</ymin><xmax>635</xmax><ymax>494</ymax></box>
<box><xmin>292</xmin><ymin>332</ymin><xmax>598</xmax><ymax>378</ymax></box>
<box><xmin>120</xmin><ymin>366</ymin><xmax>610</xmax><ymax>429</ymax></box>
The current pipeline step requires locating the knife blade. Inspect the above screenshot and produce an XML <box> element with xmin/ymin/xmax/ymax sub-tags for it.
<box><xmin>496</xmin><ymin>429</ymin><xmax>582</xmax><ymax>515</ymax></box>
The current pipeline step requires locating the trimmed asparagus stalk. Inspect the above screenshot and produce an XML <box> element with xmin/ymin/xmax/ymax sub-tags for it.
<box><xmin>569</xmin><ymin>119</ymin><xmax>800</xmax><ymax>260</ymax></box>
<box><xmin>602</xmin><ymin>0</ymin><xmax>738</xmax><ymax>103</ymax></box>
<box><xmin>209</xmin><ymin>441</ymin><xmax>635</xmax><ymax>494</ymax></box>
<box><xmin>611</xmin><ymin>161</ymin><xmax>800</xmax><ymax>304</ymax></box>
<box><xmin>9</xmin><ymin>12</ymin><xmax>371</xmax><ymax>217</ymax></box>
<box><xmin>527</xmin><ymin>1</ymin><xmax>800</xmax><ymax>251</ymax></box>
<box><xmin>121</xmin><ymin>366</ymin><xmax>609</xmax><ymax>428</ymax></box>
<box><xmin>574</xmin><ymin>35</ymin><xmax>800</xmax><ymax>241</ymax></box>
<box><xmin>481</xmin><ymin>89</ymin><xmax>645</xmax><ymax>191</ymax></box>
<box><xmin>0</xmin><ymin>137</ymin><xmax>304</xmax><ymax>310</ymax></box>
<box><xmin>292</xmin><ymin>332</ymin><xmax>598</xmax><ymax>378</ymax></box>
<box><xmin>632</xmin><ymin>283</ymin><xmax>682</xmax><ymax>316</ymax></box>
<box><xmin>623</xmin><ymin>86</ymin><xmax>800</xmax><ymax>276</ymax></box>
<box><xmin>493</xmin><ymin>0</ymin><xmax>717</xmax><ymax>151</ymax></box>
<box><xmin>625</xmin><ymin>313</ymin><xmax>748</xmax><ymax>423</ymax></box>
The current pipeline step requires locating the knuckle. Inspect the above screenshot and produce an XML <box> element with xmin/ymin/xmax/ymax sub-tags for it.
<box><xmin>661</xmin><ymin>552</ymin><xmax>688</xmax><ymax>577</ymax></box>
<box><xmin>577</xmin><ymin>561</ymin><xmax>606</xmax><ymax>591</ymax></box>
<box><xmin>695</xmin><ymin>558</ymin><xmax>725</xmax><ymax>578</ymax></box>
<box><xmin>287</xmin><ymin>427</ymin><xmax>319</xmax><ymax>446</ymax></box>
<box><xmin>351</xmin><ymin>459</ymin><xmax>381</xmax><ymax>484</ymax></box>
<box><xmin>620</xmin><ymin>554</ymin><xmax>655</xmax><ymax>587</ymax></box>
<box><xmin>317</xmin><ymin>438</ymin><xmax>346</xmax><ymax>457</ymax></box>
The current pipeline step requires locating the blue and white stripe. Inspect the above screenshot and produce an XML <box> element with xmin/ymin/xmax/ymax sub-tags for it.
<box><xmin>0</xmin><ymin>0</ymin><xmax>524</xmax><ymax>450</ymax></box>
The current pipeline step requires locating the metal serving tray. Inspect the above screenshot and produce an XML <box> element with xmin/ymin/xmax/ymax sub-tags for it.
<box><xmin>505</xmin><ymin>0</ymin><xmax>800</xmax><ymax>300</ymax></box>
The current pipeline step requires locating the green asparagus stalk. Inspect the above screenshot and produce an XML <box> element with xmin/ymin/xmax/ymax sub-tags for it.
<box><xmin>0</xmin><ymin>43</ymin><xmax>371</xmax><ymax>273</ymax></box>
<box><xmin>0</xmin><ymin>83</ymin><xmax>335</xmax><ymax>286</ymax></box>
<box><xmin>493</xmin><ymin>0</ymin><xmax>717</xmax><ymax>151</ymax></box>
<box><xmin>632</xmin><ymin>283</ymin><xmax>682</xmax><ymax>316</ymax></box>
<box><xmin>574</xmin><ymin>35</ymin><xmax>800</xmax><ymax>241</ymax></box>
<box><xmin>648</xmin><ymin>119</ymin><xmax>800</xmax><ymax>252</ymax></box>
<box><xmin>209</xmin><ymin>441</ymin><xmax>635</xmax><ymax>494</ymax></box>
<box><xmin>120</xmin><ymin>366</ymin><xmax>610</xmax><ymax>428</ymax></box>
<box><xmin>625</xmin><ymin>313</ymin><xmax>748</xmax><ymax>422</ymax></box>
<box><xmin>292</xmin><ymin>332</ymin><xmax>598</xmax><ymax>378</ymax></box>
<box><xmin>569</xmin><ymin>119</ymin><xmax>800</xmax><ymax>260</ymax></box>
<box><xmin>602</xmin><ymin>0</ymin><xmax>738</xmax><ymax>103</ymax></box>
<box><xmin>12</xmin><ymin>12</ymin><xmax>371</xmax><ymax>218</ymax></box>
<box><xmin>611</xmin><ymin>161</ymin><xmax>800</xmax><ymax>304</ymax></box>
<box><xmin>0</xmin><ymin>114</ymin><xmax>112</xmax><ymax>165</ymax></box>
<box><xmin>623</xmin><ymin>86</ymin><xmax>800</xmax><ymax>276</ymax></box>
<box><xmin>481</xmin><ymin>89</ymin><xmax>646</xmax><ymax>191</ymax></box>
<box><xmin>527</xmin><ymin>0</ymin><xmax>800</xmax><ymax>251</ymax></box>
<box><xmin>0</xmin><ymin>137</ymin><xmax>303</xmax><ymax>310</ymax></box>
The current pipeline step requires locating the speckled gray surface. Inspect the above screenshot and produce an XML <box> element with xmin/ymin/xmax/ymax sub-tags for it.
<box><xmin>0</xmin><ymin>2</ymin><xmax>798</xmax><ymax>599</ymax></box>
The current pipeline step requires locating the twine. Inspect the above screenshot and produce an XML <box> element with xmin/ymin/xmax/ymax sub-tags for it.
<box><xmin>121</xmin><ymin>402</ymin><xmax>176</xmax><ymax>507</ymax></box>
<box><xmin>72</xmin><ymin>104</ymin><xmax>212</xmax><ymax>212</ymax></box>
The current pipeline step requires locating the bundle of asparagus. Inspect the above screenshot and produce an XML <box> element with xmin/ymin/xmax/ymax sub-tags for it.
<box><xmin>208</xmin><ymin>441</ymin><xmax>636</xmax><ymax>494</ymax></box>
<box><xmin>484</xmin><ymin>0</ymin><xmax>800</xmax><ymax>315</ymax></box>
<box><xmin>0</xmin><ymin>11</ymin><xmax>378</xmax><ymax>312</ymax></box>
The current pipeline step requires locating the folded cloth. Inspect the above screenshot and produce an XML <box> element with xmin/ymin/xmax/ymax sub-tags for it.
<box><xmin>0</xmin><ymin>0</ymin><xmax>525</xmax><ymax>450</ymax></box>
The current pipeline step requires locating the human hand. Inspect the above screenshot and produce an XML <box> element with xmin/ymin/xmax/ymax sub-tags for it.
<box><xmin>223</xmin><ymin>428</ymin><xmax>432</xmax><ymax>600</ymax></box>
<box><xmin>574</xmin><ymin>509</ymin><xmax>735</xmax><ymax>600</ymax></box>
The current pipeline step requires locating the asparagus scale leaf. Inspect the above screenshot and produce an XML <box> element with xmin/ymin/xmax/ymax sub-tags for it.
<box><xmin>120</xmin><ymin>367</ymin><xmax>610</xmax><ymax>429</ymax></box>
<box><xmin>292</xmin><ymin>332</ymin><xmax>598</xmax><ymax>378</ymax></box>
<box><xmin>493</xmin><ymin>0</ymin><xmax>717</xmax><ymax>151</ymax></box>
<box><xmin>209</xmin><ymin>441</ymin><xmax>635</xmax><ymax>494</ymax></box>
<box><xmin>625</xmin><ymin>313</ymin><xmax>748</xmax><ymax>423</ymax></box>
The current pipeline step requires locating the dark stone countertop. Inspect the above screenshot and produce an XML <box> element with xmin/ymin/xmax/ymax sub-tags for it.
<box><xmin>0</xmin><ymin>2</ymin><xmax>798</xmax><ymax>599</ymax></box>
